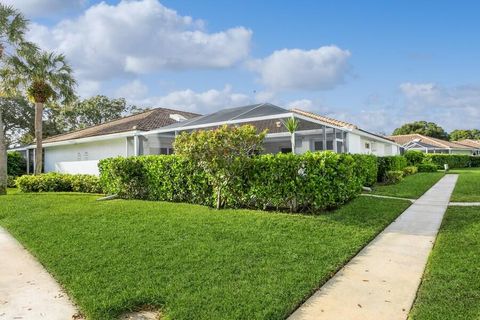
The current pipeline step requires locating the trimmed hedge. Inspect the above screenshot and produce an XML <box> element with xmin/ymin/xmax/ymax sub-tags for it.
<box><xmin>99</xmin><ymin>155</ymin><xmax>212</xmax><ymax>206</ymax></box>
<box><xmin>404</xmin><ymin>150</ymin><xmax>425</xmax><ymax>166</ymax></box>
<box><xmin>423</xmin><ymin>154</ymin><xmax>480</xmax><ymax>169</ymax></box>
<box><xmin>16</xmin><ymin>173</ymin><xmax>102</xmax><ymax>193</ymax></box>
<box><xmin>417</xmin><ymin>163</ymin><xmax>438</xmax><ymax>172</ymax></box>
<box><xmin>7</xmin><ymin>151</ymin><xmax>26</xmax><ymax>177</ymax></box>
<box><xmin>351</xmin><ymin>154</ymin><xmax>378</xmax><ymax>187</ymax></box>
<box><xmin>377</xmin><ymin>156</ymin><xmax>408</xmax><ymax>182</ymax></box>
<box><xmin>99</xmin><ymin>151</ymin><xmax>372</xmax><ymax>213</ymax></box>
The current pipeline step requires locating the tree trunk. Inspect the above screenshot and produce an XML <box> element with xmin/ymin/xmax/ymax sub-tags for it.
<box><xmin>0</xmin><ymin>110</ymin><xmax>7</xmax><ymax>195</ymax></box>
<box><xmin>291</xmin><ymin>132</ymin><xmax>296</xmax><ymax>154</ymax></box>
<box><xmin>216</xmin><ymin>186</ymin><xmax>222</xmax><ymax>210</ymax></box>
<box><xmin>34</xmin><ymin>102</ymin><xmax>43</xmax><ymax>175</ymax></box>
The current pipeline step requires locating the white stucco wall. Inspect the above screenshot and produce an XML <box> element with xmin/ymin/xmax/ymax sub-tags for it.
<box><xmin>44</xmin><ymin>138</ymin><xmax>127</xmax><ymax>175</ymax></box>
<box><xmin>347</xmin><ymin>132</ymin><xmax>400</xmax><ymax>156</ymax></box>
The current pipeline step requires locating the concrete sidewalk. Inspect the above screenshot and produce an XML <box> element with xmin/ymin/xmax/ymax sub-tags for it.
<box><xmin>288</xmin><ymin>174</ymin><xmax>458</xmax><ymax>320</ymax></box>
<box><xmin>0</xmin><ymin>227</ymin><xmax>79</xmax><ymax>320</ymax></box>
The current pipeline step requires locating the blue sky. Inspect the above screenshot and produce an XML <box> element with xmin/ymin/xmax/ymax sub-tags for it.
<box><xmin>7</xmin><ymin>0</ymin><xmax>480</xmax><ymax>133</ymax></box>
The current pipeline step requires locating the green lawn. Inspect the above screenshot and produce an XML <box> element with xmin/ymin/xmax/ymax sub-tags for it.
<box><xmin>372</xmin><ymin>172</ymin><xmax>445</xmax><ymax>199</ymax></box>
<box><xmin>450</xmin><ymin>168</ymin><xmax>480</xmax><ymax>202</ymax></box>
<box><xmin>0</xmin><ymin>192</ymin><xmax>410</xmax><ymax>320</ymax></box>
<box><xmin>409</xmin><ymin>206</ymin><xmax>480</xmax><ymax>319</ymax></box>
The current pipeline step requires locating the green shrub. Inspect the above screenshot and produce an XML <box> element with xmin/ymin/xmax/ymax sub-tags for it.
<box><xmin>7</xmin><ymin>151</ymin><xmax>26</xmax><ymax>176</ymax></box>
<box><xmin>351</xmin><ymin>154</ymin><xmax>378</xmax><ymax>187</ymax></box>
<box><xmin>403</xmin><ymin>166</ymin><xmax>418</xmax><ymax>176</ymax></box>
<box><xmin>377</xmin><ymin>156</ymin><xmax>407</xmax><ymax>182</ymax></box>
<box><xmin>7</xmin><ymin>175</ymin><xmax>16</xmax><ymax>188</ymax></box>
<box><xmin>404</xmin><ymin>150</ymin><xmax>425</xmax><ymax>166</ymax></box>
<box><xmin>247</xmin><ymin>152</ymin><xmax>362</xmax><ymax>212</ymax></box>
<box><xmin>99</xmin><ymin>155</ymin><xmax>213</xmax><ymax>205</ymax></box>
<box><xmin>470</xmin><ymin>156</ymin><xmax>480</xmax><ymax>167</ymax></box>
<box><xmin>384</xmin><ymin>170</ymin><xmax>404</xmax><ymax>184</ymax></box>
<box><xmin>424</xmin><ymin>154</ymin><xmax>470</xmax><ymax>169</ymax></box>
<box><xmin>417</xmin><ymin>163</ymin><xmax>438</xmax><ymax>172</ymax></box>
<box><xmin>16</xmin><ymin>173</ymin><xmax>102</xmax><ymax>193</ymax></box>
<box><xmin>100</xmin><ymin>152</ymin><xmax>370</xmax><ymax>213</ymax></box>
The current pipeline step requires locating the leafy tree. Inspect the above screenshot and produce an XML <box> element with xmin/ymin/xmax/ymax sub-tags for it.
<box><xmin>0</xmin><ymin>96</ymin><xmax>32</xmax><ymax>146</ymax></box>
<box><xmin>61</xmin><ymin>95</ymin><xmax>142</xmax><ymax>131</ymax></box>
<box><xmin>283</xmin><ymin>116</ymin><xmax>299</xmax><ymax>154</ymax></box>
<box><xmin>392</xmin><ymin>121</ymin><xmax>448</xmax><ymax>140</ymax></box>
<box><xmin>174</xmin><ymin>125</ymin><xmax>266</xmax><ymax>209</ymax></box>
<box><xmin>0</xmin><ymin>4</ymin><xmax>36</xmax><ymax>194</ymax></box>
<box><xmin>2</xmin><ymin>50</ymin><xmax>76</xmax><ymax>174</ymax></box>
<box><xmin>449</xmin><ymin>129</ymin><xmax>480</xmax><ymax>141</ymax></box>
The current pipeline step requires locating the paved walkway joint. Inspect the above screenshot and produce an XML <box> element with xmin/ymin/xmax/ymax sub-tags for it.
<box><xmin>360</xmin><ymin>193</ymin><xmax>415</xmax><ymax>203</ymax></box>
<box><xmin>289</xmin><ymin>174</ymin><xmax>458</xmax><ymax>320</ymax></box>
<box><xmin>0</xmin><ymin>227</ymin><xmax>79</xmax><ymax>320</ymax></box>
<box><xmin>449</xmin><ymin>202</ymin><xmax>480</xmax><ymax>206</ymax></box>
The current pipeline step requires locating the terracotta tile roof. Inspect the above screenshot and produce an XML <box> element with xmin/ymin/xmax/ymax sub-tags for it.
<box><xmin>388</xmin><ymin>134</ymin><xmax>472</xmax><ymax>149</ymax></box>
<box><xmin>291</xmin><ymin>108</ymin><xmax>358</xmax><ymax>129</ymax></box>
<box><xmin>43</xmin><ymin>107</ymin><xmax>200</xmax><ymax>143</ymax></box>
<box><xmin>454</xmin><ymin>139</ymin><xmax>480</xmax><ymax>148</ymax></box>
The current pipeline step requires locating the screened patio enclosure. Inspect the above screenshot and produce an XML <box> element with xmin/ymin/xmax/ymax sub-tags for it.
<box><xmin>134</xmin><ymin>103</ymin><xmax>351</xmax><ymax>156</ymax></box>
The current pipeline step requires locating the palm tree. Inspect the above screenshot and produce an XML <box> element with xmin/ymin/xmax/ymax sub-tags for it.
<box><xmin>283</xmin><ymin>116</ymin><xmax>299</xmax><ymax>154</ymax></box>
<box><xmin>3</xmin><ymin>51</ymin><xmax>76</xmax><ymax>174</ymax></box>
<box><xmin>0</xmin><ymin>4</ymin><xmax>35</xmax><ymax>194</ymax></box>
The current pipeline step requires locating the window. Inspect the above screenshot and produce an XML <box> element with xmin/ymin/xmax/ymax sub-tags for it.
<box><xmin>365</xmin><ymin>142</ymin><xmax>370</xmax><ymax>149</ymax></box>
<box><xmin>326</xmin><ymin>141</ymin><xmax>334</xmax><ymax>150</ymax></box>
<box><xmin>77</xmin><ymin>152</ymin><xmax>81</xmax><ymax>160</ymax></box>
<box><xmin>280</xmin><ymin>147</ymin><xmax>292</xmax><ymax>153</ymax></box>
<box><xmin>159</xmin><ymin>147</ymin><xmax>174</xmax><ymax>155</ymax></box>
<box><xmin>314</xmin><ymin>141</ymin><xmax>324</xmax><ymax>151</ymax></box>
<box><xmin>84</xmin><ymin>152</ymin><xmax>89</xmax><ymax>160</ymax></box>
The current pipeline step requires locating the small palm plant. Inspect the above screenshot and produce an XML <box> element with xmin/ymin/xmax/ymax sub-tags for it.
<box><xmin>2</xmin><ymin>51</ymin><xmax>76</xmax><ymax>174</ymax></box>
<box><xmin>283</xmin><ymin>116</ymin><xmax>299</xmax><ymax>154</ymax></box>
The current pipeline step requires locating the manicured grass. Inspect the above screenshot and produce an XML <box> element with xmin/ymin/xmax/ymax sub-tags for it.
<box><xmin>372</xmin><ymin>172</ymin><xmax>444</xmax><ymax>199</ymax></box>
<box><xmin>409</xmin><ymin>206</ymin><xmax>480</xmax><ymax>319</ymax></box>
<box><xmin>0</xmin><ymin>193</ymin><xmax>410</xmax><ymax>320</ymax></box>
<box><xmin>450</xmin><ymin>168</ymin><xmax>480</xmax><ymax>202</ymax></box>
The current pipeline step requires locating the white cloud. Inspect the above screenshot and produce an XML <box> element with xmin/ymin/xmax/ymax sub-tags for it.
<box><xmin>115</xmin><ymin>80</ymin><xmax>149</xmax><ymax>100</ymax></box>
<box><xmin>127</xmin><ymin>85</ymin><xmax>252</xmax><ymax>114</ymax></box>
<box><xmin>286</xmin><ymin>99</ymin><xmax>314</xmax><ymax>111</ymax></box>
<box><xmin>400</xmin><ymin>82</ymin><xmax>480</xmax><ymax>130</ymax></box>
<box><xmin>249</xmin><ymin>46</ymin><xmax>351</xmax><ymax>91</ymax></box>
<box><xmin>76</xmin><ymin>79</ymin><xmax>101</xmax><ymax>97</ymax></box>
<box><xmin>3</xmin><ymin>0</ymin><xmax>86</xmax><ymax>17</ymax></box>
<box><xmin>28</xmin><ymin>0</ymin><xmax>252</xmax><ymax>80</ymax></box>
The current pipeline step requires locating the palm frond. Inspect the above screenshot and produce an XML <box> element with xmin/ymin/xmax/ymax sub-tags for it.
<box><xmin>282</xmin><ymin>116</ymin><xmax>299</xmax><ymax>134</ymax></box>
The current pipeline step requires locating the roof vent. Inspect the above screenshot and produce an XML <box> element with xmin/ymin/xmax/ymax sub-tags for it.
<box><xmin>170</xmin><ymin>114</ymin><xmax>187</xmax><ymax>122</ymax></box>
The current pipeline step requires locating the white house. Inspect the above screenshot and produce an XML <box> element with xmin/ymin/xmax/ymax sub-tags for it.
<box><xmin>388</xmin><ymin>134</ymin><xmax>476</xmax><ymax>155</ymax></box>
<box><xmin>12</xmin><ymin>103</ymin><xmax>401</xmax><ymax>175</ymax></box>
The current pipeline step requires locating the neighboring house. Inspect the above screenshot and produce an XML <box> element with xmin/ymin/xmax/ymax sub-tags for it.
<box><xmin>454</xmin><ymin>139</ymin><xmax>480</xmax><ymax>155</ymax></box>
<box><xmin>11</xmin><ymin>107</ymin><xmax>200</xmax><ymax>175</ymax></box>
<box><xmin>11</xmin><ymin>103</ymin><xmax>400</xmax><ymax>175</ymax></box>
<box><xmin>388</xmin><ymin>133</ymin><xmax>475</xmax><ymax>155</ymax></box>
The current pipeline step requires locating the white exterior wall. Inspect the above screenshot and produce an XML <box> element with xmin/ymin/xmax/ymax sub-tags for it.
<box><xmin>347</xmin><ymin>132</ymin><xmax>400</xmax><ymax>156</ymax></box>
<box><xmin>347</xmin><ymin>134</ymin><xmax>362</xmax><ymax>154</ymax></box>
<box><xmin>44</xmin><ymin>138</ymin><xmax>127</xmax><ymax>175</ymax></box>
